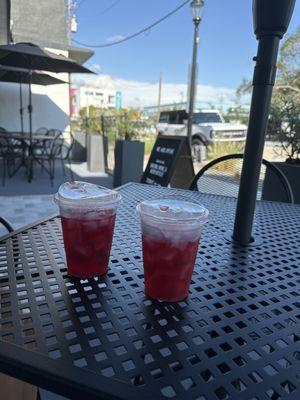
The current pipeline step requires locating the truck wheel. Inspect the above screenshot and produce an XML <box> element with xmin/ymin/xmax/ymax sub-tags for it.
<box><xmin>192</xmin><ymin>138</ymin><xmax>205</xmax><ymax>162</ymax></box>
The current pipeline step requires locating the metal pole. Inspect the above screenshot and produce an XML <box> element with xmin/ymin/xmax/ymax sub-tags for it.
<box><xmin>233</xmin><ymin>36</ymin><xmax>280</xmax><ymax>245</ymax></box>
<box><xmin>187</xmin><ymin>20</ymin><xmax>199</xmax><ymax>147</ymax></box>
<box><xmin>19</xmin><ymin>82</ymin><xmax>24</xmax><ymax>134</ymax></box>
<box><xmin>156</xmin><ymin>71</ymin><xmax>162</xmax><ymax>124</ymax></box>
<box><xmin>28</xmin><ymin>73</ymin><xmax>33</xmax><ymax>138</ymax></box>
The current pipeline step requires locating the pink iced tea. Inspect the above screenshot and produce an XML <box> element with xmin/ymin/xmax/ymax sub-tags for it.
<box><xmin>55</xmin><ymin>181</ymin><xmax>121</xmax><ymax>279</ymax></box>
<box><xmin>61</xmin><ymin>210</ymin><xmax>116</xmax><ymax>278</ymax></box>
<box><xmin>137</xmin><ymin>199</ymin><xmax>208</xmax><ymax>302</ymax></box>
<box><xmin>142</xmin><ymin>234</ymin><xmax>200</xmax><ymax>301</ymax></box>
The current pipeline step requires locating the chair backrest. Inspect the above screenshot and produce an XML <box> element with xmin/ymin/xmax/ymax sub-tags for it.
<box><xmin>35</xmin><ymin>127</ymin><xmax>49</xmax><ymax>135</ymax></box>
<box><xmin>51</xmin><ymin>132</ymin><xmax>74</xmax><ymax>159</ymax></box>
<box><xmin>189</xmin><ymin>153</ymin><xmax>294</xmax><ymax>203</ymax></box>
<box><xmin>0</xmin><ymin>136</ymin><xmax>10</xmax><ymax>155</ymax></box>
<box><xmin>0</xmin><ymin>217</ymin><xmax>14</xmax><ymax>233</ymax></box>
<box><xmin>48</xmin><ymin>129</ymin><xmax>61</xmax><ymax>137</ymax></box>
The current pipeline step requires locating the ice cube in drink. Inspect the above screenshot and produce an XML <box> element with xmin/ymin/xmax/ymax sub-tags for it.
<box><xmin>54</xmin><ymin>181</ymin><xmax>121</xmax><ymax>278</ymax></box>
<box><xmin>137</xmin><ymin>199</ymin><xmax>208</xmax><ymax>302</ymax></box>
<box><xmin>61</xmin><ymin>210</ymin><xmax>116</xmax><ymax>278</ymax></box>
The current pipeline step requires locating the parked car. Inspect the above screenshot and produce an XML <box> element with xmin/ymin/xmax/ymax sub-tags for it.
<box><xmin>157</xmin><ymin>109</ymin><xmax>247</xmax><ymax>161</ymax></box>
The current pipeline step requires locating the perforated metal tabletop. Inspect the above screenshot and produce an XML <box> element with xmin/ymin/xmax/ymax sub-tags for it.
<box><xmin>0</xmin><ymin>183</ymin><xmax>300</xmax><ymax>400</ymax></box>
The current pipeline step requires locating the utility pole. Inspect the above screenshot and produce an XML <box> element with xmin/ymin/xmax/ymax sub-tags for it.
<box><xmin>67</xmin><ymin>0</ymin><xmax>72</xmax><ymax>46</ymax></box>
<box><xmin>157</xmin><ymin>71</ymin><xmax>162</xmax><ymax>123</ymax></box>
<box><xmin>187</xmin><ymin>19</ymin><xmax>200</xmax><ymax>147</ymax></box>
<box><xmin>67</xmin><ymin>0</ymin><xmax>73</xmax><ymax>131</ymax></box>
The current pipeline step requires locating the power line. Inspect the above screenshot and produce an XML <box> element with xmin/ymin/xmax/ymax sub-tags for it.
<box><xmin>72</xmin><ymin>0</ymin><xmax>190</xmax><ymax>48</ymax></box>
<box><xmin>80</xmin><ymin>0</ymin><xmax>121</xmax><ymax>18</ymax></box>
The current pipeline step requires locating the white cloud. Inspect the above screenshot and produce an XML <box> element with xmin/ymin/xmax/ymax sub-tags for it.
<box><xmin>106</xmin><ymin>34</ymin><xmax>126</xmax><ymax>44</ymax></box>
<box><xmin>72</xmin><ymin>69</ymin><xmax>239</xmax><ymax>109</ymax></box>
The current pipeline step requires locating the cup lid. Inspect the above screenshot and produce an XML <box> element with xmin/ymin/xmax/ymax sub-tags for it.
<box><xmin>54</xmin><ymin>181</ymin><xmax>121</xmax><ymax>208</ymax></box>
<box><xmin>136</xmin><ymin>198</ymin><xmax>209</xmax><ymax>224</ymax></box>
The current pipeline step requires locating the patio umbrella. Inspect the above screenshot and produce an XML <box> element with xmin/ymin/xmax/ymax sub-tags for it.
<box><xmin>0</xmin><ymin>42</ymin><xmax>93</xmax><ymax>139</ymax></box>
<box><xmin>0</xmin><ymin>66</ymin><xmax>67</xmax><ymax>133</ymax></box>
<box><xmin>0</xmin><ymin>42</ymin><xmax>92</xmax><ymax>73</ymax></box>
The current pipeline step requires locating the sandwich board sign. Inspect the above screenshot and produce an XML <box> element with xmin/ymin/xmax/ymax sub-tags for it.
<box><xmin>141</xmin><ymin>135</ymin><xmax>195</xmax><ymax>189</ymax></box>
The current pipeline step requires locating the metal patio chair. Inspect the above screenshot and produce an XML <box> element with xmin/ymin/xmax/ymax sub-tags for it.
<box><xmin>189</xmin><ymin>153</ymin><xmax>294</xmax><ymax>203</ymax></box>
<box><xmin>0</xmin><ymin>217</ymin><xmax>14</xmax><ymax>233</ymax></box>
<box><xmin>32</xmin><ymin>131</ymin><xmax>74</xmax><ymax>185</ymax></box>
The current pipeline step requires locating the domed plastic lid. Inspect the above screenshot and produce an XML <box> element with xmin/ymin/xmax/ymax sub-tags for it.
<box><xmin>54</xmin><ymin>181</ymin><xmax>121</xmax><ymax>208</ymax></box>
<box><xmin>136</xmin><ymin>198</ymin><xmax>209</xmax><ymax>224</ymax></box>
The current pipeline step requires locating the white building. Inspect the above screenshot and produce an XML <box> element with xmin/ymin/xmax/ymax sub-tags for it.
<box><xmin>71</xmin><ymin>86</ymin><xmax>118</xmax><ymax>116</ymax></box>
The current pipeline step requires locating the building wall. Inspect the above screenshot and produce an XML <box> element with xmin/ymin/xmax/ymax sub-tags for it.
<box><xmin>10</xmin><ymin>0</ymin><xmax>67</xmax><ymax>50</ymax></box>
<box><xmin>0</xmin><ymin>1</ymin><xmax>70</xmax><ymax>133</ymax></box>
<box><xmin>0</xmin><ymin>0</ymin><xmax>10</xmax><ymax>44</ymax></box>
<box><xmin>0</xmin><ymin>49</ymin><xmax>70</xmax><ymax>133</ymax></box>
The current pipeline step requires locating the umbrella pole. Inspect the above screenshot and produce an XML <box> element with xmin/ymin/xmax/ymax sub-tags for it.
<box><xmin>19</xmin><ymin>83</ymin><xmax>24</xmax><ymax>134</ymax></box>
<box><xmin>28</xmin><ymin>71</ymin><xmax>33</xmax><ymax>139</ymax></box>
<box><xmin>232</xmin><ymin>0</ymin><xmax>295</xmax><ymax>245</ymax></box>
<box><xmin>232</xmin><ymin>37</ymin><xmax>279</xmax><ymax>245</ymax></box>
<box><xmin>27</xmin><ymin>70</ymin><xmax>33</xmax><ymax>182</ymax></box>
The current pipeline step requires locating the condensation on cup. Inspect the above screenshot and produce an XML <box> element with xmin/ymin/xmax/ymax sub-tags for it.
<box><xmin>54</xmin><ymin>181</ymin><xmax>121</xmax><ymax>278</ymax></box>
<box><xmin>136</xmin><ymin>199</ymin><xmax>209</xmax><ymax>302</ymax></box>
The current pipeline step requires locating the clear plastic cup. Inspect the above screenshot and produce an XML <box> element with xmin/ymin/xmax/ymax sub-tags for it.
<box><xmin>136</xmin><ymin>199</ymin><xmax>209</xmax><ymax>302</ymax></box>
<box><xmin>54</xmin><ymin>181</ymin><xmax>121</xmax><ymax>278</ymax></box>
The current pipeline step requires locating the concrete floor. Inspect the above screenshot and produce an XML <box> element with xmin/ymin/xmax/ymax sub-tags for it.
<box><xmin>0</xmin><ymin>161</ymin><xmax>113</xmax><ymax>236</ymax></box>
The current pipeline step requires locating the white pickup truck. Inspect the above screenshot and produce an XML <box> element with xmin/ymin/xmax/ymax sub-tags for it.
<box><xmin>157</xmin><ymin>109</ymin><xmax>247</xmax><ymax>161</ymax></box>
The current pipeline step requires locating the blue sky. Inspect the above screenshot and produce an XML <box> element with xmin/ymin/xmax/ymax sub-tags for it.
<box><xmin>73</xmin><ymin>0</ymin><xmax>299</xmax><ymax>107</ymax></box>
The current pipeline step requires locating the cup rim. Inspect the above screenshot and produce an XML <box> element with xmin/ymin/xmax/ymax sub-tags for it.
<box><xmin>54</xmin><ymin>182</ymin><xmax>122</xmax><ymax>209</ymax></box>
<box><xmin>136</xmin><ymin>198</ymin><xmax>209</xmax><ymax>225</ymax></box>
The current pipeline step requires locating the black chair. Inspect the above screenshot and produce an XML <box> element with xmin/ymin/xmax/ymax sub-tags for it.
<box><xmin>47</xmin><ymin>128</ymin><xmax>62</xmax><ymax>137</ymax></box>
<box><xmin>51</xmin><ymin>131</ymin><xmax>74</xmax><ymax>180</ymax></box>
<box><xmin>189</xmin><ymin>153</ymin><xmax>294</xmax><ymax>203</ymax></box>
<box><xmin>0</xmin><ymin>135</ymin><xmax>10</xmax><ymax>185</ymax></box>
<box><xmin>32</xmin><ymin>131</ymin><xmax>74</xmax><ymax>185</ymax></box>
<box><xmin>0</xmin><ymin>217</ymin><xmax>14</xmax><ymax>233</ymax></box>
<box><xmin>34</xmin><ymin>127</ymin><xmax>49</xmax><ymax>135</ymax></box>
<box><xmin>0</xmin><ymin>134</ymin><xmax>25</xmax><ymax>183</ymax></box>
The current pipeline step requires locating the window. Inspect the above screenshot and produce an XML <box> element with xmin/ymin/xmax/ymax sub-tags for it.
<box><xmin>193</xmin><ymin>112</ymin><xmax>222</xmax><ymax>124</ymax></box>
<box><xmin>159</xmin><ymin>112</ymin><xmax>169</xmax><ymax>123</ymax></box>
<box><xmin>168</xmin><ymin>112</ymin><xmax>179</xmax><ymax>124</ymax></box>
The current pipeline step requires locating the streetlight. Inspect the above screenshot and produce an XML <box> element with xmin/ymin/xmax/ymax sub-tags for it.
<box><xmin>187</xmin><ymin>0</ymin><xmax>204</xmax><ymax>148</ymax></box>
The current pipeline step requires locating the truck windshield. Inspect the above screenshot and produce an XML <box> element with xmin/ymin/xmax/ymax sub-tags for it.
<box><xmin>193</xmin><ymin>112</ymin><xmax>222</xmax><ymax>123</ymax></box>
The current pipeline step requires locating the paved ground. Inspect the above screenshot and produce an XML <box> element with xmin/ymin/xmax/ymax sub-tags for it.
<box><xmin>0</xmin><ymin>161</ymin><xmax>113</xmax><ymax>236</ymax></box>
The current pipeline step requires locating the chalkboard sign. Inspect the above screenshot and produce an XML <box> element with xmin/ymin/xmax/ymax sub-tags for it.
<box><xmin>141</xmin><ymin>135</ymin><xmax>195</xmax><ymax>189</ymax></box>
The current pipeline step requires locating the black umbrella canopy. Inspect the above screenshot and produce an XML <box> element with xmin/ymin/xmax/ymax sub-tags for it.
<box><xmin>0</xmin><ymin>66</ymin><xmax>67</xmax><ymax>85</ymax></box>
<box><xmin>0</xmin><ymin>42</ymin><xmax>94</xmax><ymax>74</ymax></box>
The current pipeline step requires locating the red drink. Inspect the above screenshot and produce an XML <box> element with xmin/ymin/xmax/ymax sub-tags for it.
<box><xmin>136</xmin><ymin>199</ymin><xmax>208</xmax><ymax>302</ymax></box>
<box><xmin>142</xmin><ymin>234</ymin><xmax>199</xmax><ymax>301</ymax></box>
<box><xmin>55</xmin><ymin>181</ymin><xmax>121</xmax><ymax>279</ymax></box>
<box><xmin>61</xmin><ymin>211</ymin><xmax>116</xmax><ymax>278</ymax></box>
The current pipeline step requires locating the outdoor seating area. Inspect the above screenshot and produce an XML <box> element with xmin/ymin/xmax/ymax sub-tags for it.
<box><xmin>0</xmin><ymin>128</ymin><xmax>74</xmax><ymax>184</ymax></box>
<box><xmin>0</xmin><ymin>0</ymin><xmax>299</xmax><ymax>400</ymax></box>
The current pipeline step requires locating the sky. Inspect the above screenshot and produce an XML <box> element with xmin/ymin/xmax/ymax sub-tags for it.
<box><xmin>72</xmin><ymin>0</ymin><xmax>300</xmax><ymax>108</ymax></box>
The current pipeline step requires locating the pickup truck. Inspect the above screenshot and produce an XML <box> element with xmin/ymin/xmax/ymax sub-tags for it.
<box><xmin>156</xmin><ymin>109</ymin><xmax>247</xmax><ymax>161</ymax></box>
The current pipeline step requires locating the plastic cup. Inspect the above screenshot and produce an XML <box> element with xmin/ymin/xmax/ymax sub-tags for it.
<box><xmin>54</xmin><ymin>181</ymin><xmax>121</xmax><ymax>278</ymax></box>
<box><xmin>136</xmin><ymin>199</ymin><xmax>209</xmax><ymax>302</ymax></box>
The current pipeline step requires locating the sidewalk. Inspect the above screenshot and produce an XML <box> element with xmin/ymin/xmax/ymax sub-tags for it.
<box><xmin>0</xmin><ymin>162</ymin><xmax>113</xmax><ymax>236</ymax></box>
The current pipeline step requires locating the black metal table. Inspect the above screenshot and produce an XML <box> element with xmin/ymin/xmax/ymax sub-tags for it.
<box><xmin>0</xmin><ymin>183</ymin><xmax>299</xmax><ymax>400</ymax></box>
<box><xmin>0</xmin><ymin>131</ymin><xmax>55</xmax><ymax>181</ymax></box>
